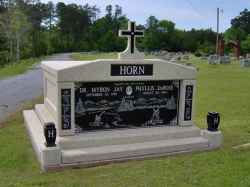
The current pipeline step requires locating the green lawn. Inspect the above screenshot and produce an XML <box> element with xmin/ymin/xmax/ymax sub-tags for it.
<box><xmin>0</xmin><ymin>56</ymin><xmax>53</xmax><ymax>80</ymax></box>
<box><xmin>1</xmin><ymin>53</ymin><xmax>250</xmax><ymax>186</ymax></box>
<box><xmin>71</xmin><ymin>53</ymin><xmax>119</xmax><ymax>60</ymax></box>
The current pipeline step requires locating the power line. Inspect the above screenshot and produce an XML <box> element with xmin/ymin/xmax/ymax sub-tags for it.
<box><xmin>188</xmin><ymin>0</ymin><xmax>216</xmax><ymax>18</ymax></box>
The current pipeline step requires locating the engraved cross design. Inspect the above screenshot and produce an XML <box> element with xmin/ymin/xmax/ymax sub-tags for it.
<box><xmin>119</xmin><ymin>21</ymin><xmax>144</xmax><ymax>54</ymax></box>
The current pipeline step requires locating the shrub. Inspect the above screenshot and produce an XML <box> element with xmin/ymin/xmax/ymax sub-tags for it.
<box><xmin>194</xmin><ymin>51</ymin><xmax>201</xmax><ymax>57</ymax></box>
<box><xmin>0</xmin><ymin>51</ymin><xmax>9</xmax><ymax>68</ymax></box>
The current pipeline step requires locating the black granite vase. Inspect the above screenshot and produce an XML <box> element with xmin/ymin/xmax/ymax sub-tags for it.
<box><xmin>44</xmin><ymin>122</ymin><xmax>57</xmax><ymax>147</ymax></box>
<box><xmin>207</xmin><ymin>112</ymin><xmax>220</xmax><ymax>132</ymax></box>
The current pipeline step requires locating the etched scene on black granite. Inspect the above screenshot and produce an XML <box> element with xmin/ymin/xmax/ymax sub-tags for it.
<box><xmin>74</xmin><ymin>81</ymin><xmax>180</xmax><ymax>132</ymax></box>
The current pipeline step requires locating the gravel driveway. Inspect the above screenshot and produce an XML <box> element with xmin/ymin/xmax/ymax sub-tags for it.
<box><xmin>0</xmin><ymin>53</ymin><xmax>71</xmax><ymax>123</ymax></box>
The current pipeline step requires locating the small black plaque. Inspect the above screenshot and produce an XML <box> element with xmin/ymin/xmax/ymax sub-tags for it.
<box><xmin>61</xmin><ymin>89</ymin><xmax>71</xmax><ymax>130</ymax></box>
<box><xmin>74</xmin><ymin>80</ymin><xmax>180</xmax><ymax>132</ymax></box>
<box><xmin>111</xmin><ymin>65</ymin><xmax>153</xmax><ymax>76</ymax></box>
<box><xmin>184</xmin><ymin>85</ymin><xmax>193</xmax><ymax>121</ymax></box>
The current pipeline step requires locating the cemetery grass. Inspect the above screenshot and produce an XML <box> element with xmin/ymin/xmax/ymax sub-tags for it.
<box><xmin>70</xmin><ymin>53</ymin><xmax>119</xmax><ymax>60</ymax></box>
<box><xmin>70</xmin><ymin>52</ymin><xmax>160</xmax><ymax>60</ymax></box>
<box><xmin>1</xmin><ymin>55</ymin><xmax>250</xmax><ymax>186</ymax></box>
<box><xmin>0</xmin><ymin>56</ymin><xmax>52</xmax><ymax>80</ymax></box>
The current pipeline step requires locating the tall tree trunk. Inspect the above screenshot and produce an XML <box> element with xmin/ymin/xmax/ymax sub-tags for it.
<box><xmin>32</xmin><ymin>29</ymin><xmax>35</xmax><ymax>57</ymax></box>
<box><xmin>9</xmin><ymin>40</ymin><xmax>13</xmax><ymax>62</ymax></box>
<box><xmin>16</xmin><ymin>40</ymin><xmax>19</xmax><ymax>62</ymax></box>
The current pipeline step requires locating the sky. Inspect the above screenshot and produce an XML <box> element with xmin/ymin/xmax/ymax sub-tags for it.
<box><xmin>41</xmin><ymin>0</ymin><xmax>250</xmax><ymax>32</ymax></box>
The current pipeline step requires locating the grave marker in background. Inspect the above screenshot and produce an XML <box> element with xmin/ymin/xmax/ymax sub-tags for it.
<box><xmin>242</xmin><ymin>59</ymin><xmax>250</xmax><ymax>67</ymax></box>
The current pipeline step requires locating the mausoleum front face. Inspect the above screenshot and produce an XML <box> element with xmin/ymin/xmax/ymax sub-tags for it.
<box><xmin>42</xmin><ymin>57</ymin><xmax>196</xmax><ymax>137</ymax></box>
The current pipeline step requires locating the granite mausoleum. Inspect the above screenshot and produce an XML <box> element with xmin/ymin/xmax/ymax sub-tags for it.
<box><xmin>23</xmin><ymin>21</ymin><xmax>222</xmax><ymax>173</ymax></box>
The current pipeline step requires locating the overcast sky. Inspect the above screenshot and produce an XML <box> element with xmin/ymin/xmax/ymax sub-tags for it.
<box><xmin>41</xmin><ymin>0</ymin><xmax>250</xmax><ymax>32</ymax></box>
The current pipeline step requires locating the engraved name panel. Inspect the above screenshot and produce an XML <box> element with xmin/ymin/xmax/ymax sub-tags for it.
<box><xmin>184</xmin><ymin>85</ymin><xmax>193</xmax><ymax>121</ymax></box>
<box><xmin>61</xmin><ymin>89</ymin><xmax>71</xmax><ymax>130</ymax></box>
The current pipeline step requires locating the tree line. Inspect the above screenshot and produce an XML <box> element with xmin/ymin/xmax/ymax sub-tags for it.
<box><xmin>0</xmin><ymin>0</ymin><xmax>250</xmax><ymax>66</ymax></box>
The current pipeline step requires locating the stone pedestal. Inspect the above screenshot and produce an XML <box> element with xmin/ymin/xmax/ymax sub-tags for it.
<box><xmin>202</xmin><ymin>130</ymin><xmax>222</xmax><ymax>148</ymax></box>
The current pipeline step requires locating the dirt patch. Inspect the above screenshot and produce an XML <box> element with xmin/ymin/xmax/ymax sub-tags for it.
<box><xmin>232</xmin><ymin>143</ymin><xmax>250</xmax><ymax>149</ymax></box>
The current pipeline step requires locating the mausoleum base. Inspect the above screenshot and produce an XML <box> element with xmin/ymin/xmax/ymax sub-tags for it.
<box><xmin>23</xmin><ymin>104</ymin><xmax>222</xmax><ymax>173</ymax></box>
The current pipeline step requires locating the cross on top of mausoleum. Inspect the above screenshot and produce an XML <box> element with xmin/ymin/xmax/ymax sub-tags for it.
<box><xmin>119</xmin><ymin>21</ymin><xmax>144</xmax><ymax>59</ymax></box>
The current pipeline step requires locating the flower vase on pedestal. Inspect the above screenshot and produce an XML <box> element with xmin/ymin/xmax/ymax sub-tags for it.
<box><xmin>44</xmin><ymin>122</ymin><xmax>57</xmax><ymax>147</ymax></box>
<box><xmin>207</xmin><ymin>112</ymin><xmax>220</xmax><ymax>132</ymax></box>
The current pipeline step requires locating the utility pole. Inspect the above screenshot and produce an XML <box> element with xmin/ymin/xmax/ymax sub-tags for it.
<box><xmin>216</xmin><ymin>8</ymin><xmax>223</xmax><ymax>55</ymax></box>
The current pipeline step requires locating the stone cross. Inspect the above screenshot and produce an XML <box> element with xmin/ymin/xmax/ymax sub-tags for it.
<box><xmin>119</xmin><ymin>21</ymin><xmax>144</xmax><ymax>55</ymax></box>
